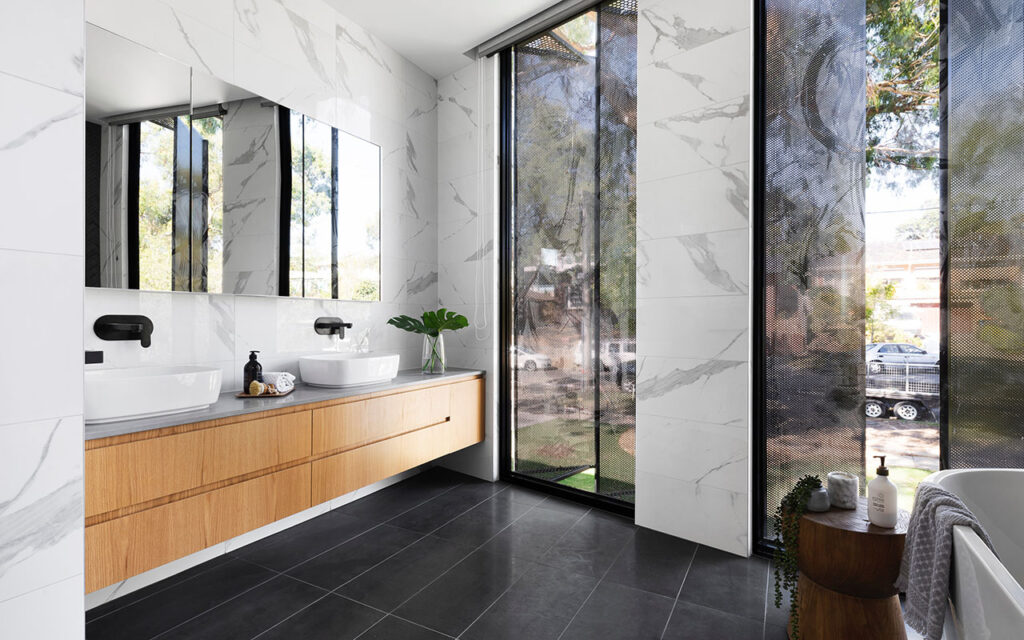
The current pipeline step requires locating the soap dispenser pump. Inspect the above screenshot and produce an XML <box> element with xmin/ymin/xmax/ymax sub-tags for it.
<box><xmin>868</xmin><ymin>455</ymin><xmax>898</xmax><ymax>528</ymax></box>
<box><xmin>243</xmin><ymin>350</ymin><xmax>263</xmax><ymax>391</ymax></box>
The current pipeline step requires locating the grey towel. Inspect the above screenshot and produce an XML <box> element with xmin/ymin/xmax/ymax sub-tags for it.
<box><xmin>895</xmin><ymin>482</ymin><xmax>996</xmax><ymax>640</ymax></box>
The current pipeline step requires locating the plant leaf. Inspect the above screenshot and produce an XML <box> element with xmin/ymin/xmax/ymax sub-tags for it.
<box><xmin>388</xmin><ymin>309</ymin><xmax>469</xmax><ymax>336</ymax></box>
<box><xmin>386</xmin><ymin>315</ymin><xmax>427</xmax><ymax>335</ymax></box>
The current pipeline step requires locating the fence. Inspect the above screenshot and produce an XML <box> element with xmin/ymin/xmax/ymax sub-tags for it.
<box><xmin>866</xmin><ymin>362</ymin><xmax>940</xmax><ymax>396</ymax></box>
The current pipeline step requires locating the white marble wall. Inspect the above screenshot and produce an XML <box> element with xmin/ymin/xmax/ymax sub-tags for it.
<box><xmin>434</xmin><ymin>59</ymin><xmax>500</xmax><ymax>481</ymax></box>
<box><xmin>84</xmin><ymin>0</ymin><xmax>440</xmax><ymax>384</ymax></box>
<box><xmin>634</xmin><ymin>0</ymin><xmax>752</xmax><ymax>556</ymax></box>
<box><xmin>0</xmin><ymin>2</ymin><xmax>87</xmax><ymax>638</ymax></box>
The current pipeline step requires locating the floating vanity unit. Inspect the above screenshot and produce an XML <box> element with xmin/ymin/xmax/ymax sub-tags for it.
<box><xmin>83</xmin><ymin>370</ymin><xmax>484</xmax><ymax>593</ymax></box>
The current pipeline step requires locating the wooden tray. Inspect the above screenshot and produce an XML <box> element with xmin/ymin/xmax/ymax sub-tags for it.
<box><xmin>236</xmin><ymin>387</ymin><xmax>295</xmax><ymax>399</ymax></box>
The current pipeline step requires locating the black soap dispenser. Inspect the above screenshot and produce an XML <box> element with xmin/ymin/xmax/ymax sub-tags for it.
<box><xmin>243</xmin><ymin>351</ymin><xmax>264</xmax><ymax>391</ymax></box>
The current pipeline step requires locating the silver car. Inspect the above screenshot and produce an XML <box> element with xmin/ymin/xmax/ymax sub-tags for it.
<box><xmin>865</xmin><ymin>343</ymin><xmax>938</xmax><ymax>373</ymax></box>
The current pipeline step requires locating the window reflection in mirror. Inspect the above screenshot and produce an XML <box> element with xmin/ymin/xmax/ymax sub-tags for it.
<box><xmin>84</xmin><ymin>24</ymin><xmax>381</xmax><ymax>301</ymax></box>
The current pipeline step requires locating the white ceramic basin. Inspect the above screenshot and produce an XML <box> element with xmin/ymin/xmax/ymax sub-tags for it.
<box><xmin>299</xmin><ymin>352</ymin><xmax>400</xmax><ymax>388</ymax></box>
<box><xmin>85</xmin><ymin>365</ymin><xmax>223</xmax><ymax>424</ymax></box>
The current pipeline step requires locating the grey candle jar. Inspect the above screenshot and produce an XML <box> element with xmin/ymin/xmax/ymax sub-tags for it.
<box><xmin>806</xmin><ymin>487</ymin><xmax>831</xmax><ymax>512</ymax></box>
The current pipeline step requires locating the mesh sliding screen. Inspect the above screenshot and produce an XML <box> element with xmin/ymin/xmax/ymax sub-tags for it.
<box><xmin>763</xmin><ymin>0</ymin><xmax>866</xmax><ymax>534</ymax></box>
<box><xmin>510</xmin><ymin>1</ymin><xmax>637</xmax><ymax>502</ymax></box>
<box><xmin>946</xmin><ymin>0</ymin><xmax>1024</xmax><ymax>468</ymax></box>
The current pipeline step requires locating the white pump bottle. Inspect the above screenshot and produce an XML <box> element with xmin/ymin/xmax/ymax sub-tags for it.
<box><xmin>867</xmin><ymin>455</ymin><xmax>898</xmax><ymax>528</ymax></box>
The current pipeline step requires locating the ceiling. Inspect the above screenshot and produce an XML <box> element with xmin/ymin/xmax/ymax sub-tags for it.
<box><xmin>326</xmin><ymin>0</ymin><xmax>562</xmax><ymax>78</ymax></box>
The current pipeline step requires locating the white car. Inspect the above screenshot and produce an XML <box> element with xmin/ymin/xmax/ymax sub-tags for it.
<box><xmin>515</xmin><ymin>347</ymin><xmax>552</xmax><ymax>371</ymax></box>
<box><xmin>865</xmin><ymin>343</ymin><xmax>938</xmax><ymax>373</ymax></box>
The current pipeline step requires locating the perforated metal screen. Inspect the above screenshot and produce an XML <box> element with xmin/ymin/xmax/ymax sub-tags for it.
<box><xmin>946</xmin><ymin>0</ymin><xmax>1024</xmax><ymax>469</ymax></box>
<box><xmin>762</xmin><ymin>0</ymin><xmax>867</xmax><ymax>534</ymax></box>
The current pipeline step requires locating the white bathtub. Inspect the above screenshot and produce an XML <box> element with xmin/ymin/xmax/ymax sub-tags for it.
<box><xmin>926</xmin><ymin>469</ymin><xmax>1024</xmax><ymax>640</ymax></box>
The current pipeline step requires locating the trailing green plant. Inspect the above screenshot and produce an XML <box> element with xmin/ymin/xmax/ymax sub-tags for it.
<box><xmin>386</xmin><ymin>308</ymin><xmax>469</xmax><ymax>337</ymax></box>
<box><xmin>772</xmin><ymin>474</ymin><xmax>822</xmax><ymax>640</ymax></box>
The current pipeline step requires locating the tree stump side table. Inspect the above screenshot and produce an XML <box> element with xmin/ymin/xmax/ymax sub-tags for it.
<box><xmin>791</xmin><ymin>497</ymin><xmax>911</xmax><ymax>640</ymax></box>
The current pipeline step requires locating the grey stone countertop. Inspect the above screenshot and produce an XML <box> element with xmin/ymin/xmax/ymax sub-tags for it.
<box><xmin>84</xmin><ymin>368</ymin><xmax>485</xmax><ymax>441</ymax></box>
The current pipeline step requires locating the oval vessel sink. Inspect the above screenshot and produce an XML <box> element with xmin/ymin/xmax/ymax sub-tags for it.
<box><xmin>85</xmin><ymin>365</ymin><xmax>223</xmax><ymax>424</ymax></box>
<box><xmin>299</xmin><ymin>352</ymin><xmax>400</xmax><ymax>388</ymax></box>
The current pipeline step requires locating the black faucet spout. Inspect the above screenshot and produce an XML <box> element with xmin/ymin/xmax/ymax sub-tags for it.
<box><xmin>314</xmin><ymin>317</ymin><xmax>352</xmax><ymax>338</ymax></box>
<box><xmin>94</xmin><ymin>315</ymin><xmax>154</xmax><ymax>348</ymax></box>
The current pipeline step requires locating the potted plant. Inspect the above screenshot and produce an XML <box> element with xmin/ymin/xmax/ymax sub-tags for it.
<box><xmin>387</xmin><ymin>308</ymin><xmax>468</xmax><ymax>374</ymax></box>
<box><xmin>772</xmin><ymin>474</ymin><xmax>822</xmax><ymax>640</ymax></box>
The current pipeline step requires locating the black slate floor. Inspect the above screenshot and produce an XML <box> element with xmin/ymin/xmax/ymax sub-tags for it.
<box><xmin>86</xmin><ymin>468</ymin><xmax>788</xmax><ymax>640</ymax></box>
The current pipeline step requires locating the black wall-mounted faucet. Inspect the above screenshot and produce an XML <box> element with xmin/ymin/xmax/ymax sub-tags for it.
<box><xmin>94</xmin><ymin>315</ymin><xmax>154</xmax><ymax>348</ymax></box>
<box><xmin>314</xmin><ymin>316</ymin><xmax>352</xmax><ymax>339</ymax></box>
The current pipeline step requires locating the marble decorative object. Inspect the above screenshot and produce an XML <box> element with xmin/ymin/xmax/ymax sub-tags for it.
<box><xmin>806</xmin><ymin>487</ymin><xmax>831</xmax><ymax>512</ymax></box>
<box><xmin>828</xmin><ymin>471</ymin><xmax>859</xmax><ymax>509</ymax></box>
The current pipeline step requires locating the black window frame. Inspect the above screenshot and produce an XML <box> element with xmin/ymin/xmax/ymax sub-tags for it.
<box><xmin>496</xmin><ymin>2</ymin><xmax>636</xmax><ymax>518</ymax></box>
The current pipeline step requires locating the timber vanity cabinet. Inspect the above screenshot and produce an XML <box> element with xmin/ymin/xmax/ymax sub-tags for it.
<box><xmin>84</xmin><ymin>373</ymin><xmax>484</xmax><ymax>593</ymax></box>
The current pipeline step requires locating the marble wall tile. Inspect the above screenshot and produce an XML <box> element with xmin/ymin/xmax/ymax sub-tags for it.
<box><xmin>1</xmin><ymin>250</ymin><xmax>85</xmax><ymax>426</ymax></box>
<box><xmin>0</xmin><ymin>574</ymin><xmax>85</xmax><ymax>639</ymax></box>
<box><xmin>635</xmin><ymin>415</ymin><xmax>747</xmax><ymax>494</ymax></box>
<box><xmin>636</xmin><ymin>355</ymin><xmax>748</xmax><ymax>427</ymax></box>
<box><xmin>635</xmin><ymin>470</ymin><xmax>748</xmax><ymax>556</ymax></box>
<box><xmin>637</xmin><ymin>29</ymin><xmax>750</xmax><ymax>124</ymax></box>
<box><xmin>637</xmin><ymin>95</ymin><xmax>750</xmax><ymax>183</ymax></box>
<box><xmin>637</xmin><ymin>163</ymin><xmax>748</xmax><ymax>240</ymax></box>
<box><xmin>637</xmin><ymin>296</ymin><xmax>748</xmax><ymax>360</ymax></box>
<box><xmin>0</xmin><ymin>417</ymin><xmax>85</xmax><ymax>602</ymax></box>
<box><xmin>0</xmin><ymin>1</ymin><xmax>84</xmax><ymax>95</ymax></box>
<box><xmin>638</xmin><ymin>0</ymin><xmax>749</xmax><ymax>63</ymax></box>
<box><xmin>638</xmin><ymin>228</ymin><xmax>749</xmax><ymax>298</ymax></box>
<box><xmin>0</xmin><ymin>75</ymin><xmax>83</xmax><ymax>256</ymax></box>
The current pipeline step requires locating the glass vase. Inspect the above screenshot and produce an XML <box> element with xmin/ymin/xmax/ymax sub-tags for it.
<box><xmin>422</xmin><ymin>334</ymin><xmax>446</xmax><ymax>374</ymax></box>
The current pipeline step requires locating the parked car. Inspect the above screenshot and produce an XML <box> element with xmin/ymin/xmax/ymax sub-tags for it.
<box><xmin>573</xmin><ymin>339</ymin><xmax>637</xmax><ymax>370</ymax></box>
<box><xmin>514</xmin><ymin>347</ymin><xmax>553</xmax><ymax>371</ymax></box>
<box><xmin>865</xmin><ymin>343</ymin><xmax>938</xmax><ymax>374</ymax></box>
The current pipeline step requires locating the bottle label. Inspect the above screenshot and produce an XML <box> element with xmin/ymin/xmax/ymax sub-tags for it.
<box><xmin>871</xmin><ymin>494</ymin><xmax>886</xmax><ymax>511</ymax></box>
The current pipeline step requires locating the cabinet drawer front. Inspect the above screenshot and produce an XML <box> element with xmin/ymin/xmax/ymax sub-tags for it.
<box><xmin>311</xmin><ymin>401</ymin><xmax>485</xmax><ymax>505</ymax></box>
<box><xmin>312</xmin><ymin>385</ymin><xmax>451</xmax><ymax>454</ymax></box>
<box><xmin>86</xmin><ymin>411</ymin><xmax>312</xmax><ymax>517</ymax></box>
<box><xmin>85</xmin><ymin>464</ymin><xmax>310</xmax><ymax>593</ymax></box>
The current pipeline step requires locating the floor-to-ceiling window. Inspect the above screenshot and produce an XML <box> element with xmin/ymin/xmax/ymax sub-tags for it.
<box><xmin>758</xmin><ymin>0</ymin><xmax>1024</xmax><ymax>546</ymax></box>
<box><xmin>502</xmin><ymin>0</ymin><xmax>637</xmax><ymax>505</ymax></box>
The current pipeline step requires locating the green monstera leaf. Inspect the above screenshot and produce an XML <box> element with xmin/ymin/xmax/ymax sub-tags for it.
<box><xmin>387</xmin><ymin>308</ymin><xmax>469</xmax><ymax>337</ymax></box>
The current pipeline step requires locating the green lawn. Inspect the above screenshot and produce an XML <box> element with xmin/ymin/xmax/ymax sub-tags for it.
<box><xmin>514</xmin><ymin>418</ymin><xmax>635</xmax><ymax>501</ymax></box>
<box><xmin>866</xmin><ymin>465</ymin><xmax>932</xmax><ymax>510</ymax></box>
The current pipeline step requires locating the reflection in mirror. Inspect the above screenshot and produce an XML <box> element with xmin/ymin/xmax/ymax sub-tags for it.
<box><xmin>286</xmin><ymin>112</ymin><xmax>381</xmax><ymax>301</ymax></box>
<box><xmin>84</xmin><ymin>24</ymin><xmax>381</xmax><ymax>300</ymax></box>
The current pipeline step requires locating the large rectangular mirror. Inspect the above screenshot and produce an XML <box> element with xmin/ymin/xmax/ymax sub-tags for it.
<box><xmin>84</xmin><ymin>24</ymin><xmax>381</xmax><ymax>300</ymax></box>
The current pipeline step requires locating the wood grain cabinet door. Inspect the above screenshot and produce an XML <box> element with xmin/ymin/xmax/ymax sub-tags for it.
<box><xmin>85</xmin><ymin>465</ymin><xmax>311</xmax><ymax>592</ymax></box>
<box><xmin>312</xmin><ymin>385</ymin><xmax>451</xmax><ymax>454</ymax></box>
<box><xmin>85</xmin><ymin>411</ymin><xmax>312</xmax><ymax>518</ymax></box>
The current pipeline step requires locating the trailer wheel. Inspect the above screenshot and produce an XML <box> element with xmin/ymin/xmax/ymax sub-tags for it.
<box><xmin>865</xmin><ymin>400</ymin><xmax>886</xmax><ymax>418</ymax></box>
<box><xmin>894</xmin><ymin>401</ymin><xmax>922</xmax><ymax>421</ymax></box>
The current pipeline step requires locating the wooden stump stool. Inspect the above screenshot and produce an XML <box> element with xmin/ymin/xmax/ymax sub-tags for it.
<box><xmin>791</xmin><ymin>497</ymin><xmax>910</xmax><ymax>640</ymax></box>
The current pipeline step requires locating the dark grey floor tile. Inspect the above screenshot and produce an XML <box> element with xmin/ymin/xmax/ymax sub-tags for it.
<box><xmin>537</xmin><ymin>509</ymin><xmax>636</xmax><ymax>578</ymax></box>
<box><xmin>336</xmin><ymin>535</ymin><xmax>474</xmax><ymax>611</ymax></box>
<box><xmin>764</xmin><ymin>561</ymin><xmax>792</xmax><ymax>629</ymax></box>
<box><xmin>603</xmin><ymin>527</ymin><xmax>697</xmax><ymax>597</ymax></box>
<box><xmin>677</xmin><ymin>546</ymin><xmax>769</xmax><ymax>622</ymax></box>
<box><xmin>286</xmin><ymin>524</ymin><xmax>422</xmax><ymax>590</ymax></box>
<box><xmin>86</xmin><ymin>559</ymin><xmax>276</xmax><ymax>640</ymax></box>
<box><xmin>255</xmin><ymin>593</ymin><xmax>383</xmax><ymax>640</ymax></box>
<box><xmin>478</xmin><ymin>506</ymin><xmax>583</xmax><ymax>561</ymax></box>
<box><xmin>499</xmin><ymin>485</ymin><xmax>550</xmax><ymax>506</ymax></box>
<box><xmin>431</xmin><ymin>493</ymin><xmax>534</xmax><ymax>546</ymax></box>
<box><xmin>232</xmin><ymin>511</ymin><xmax>376</xmax><ymax>572</ymax></box>
<box><xmin>335</xmin><ymin>470</ymin><xmax>464</xmax><ymax>523</ymax></box>
<box><xmin>156</xmin><ymin>575</ymin><xmax>326</xmax><ymax>640</ymax></box>
<box><xmin>461</xmin><ymin>563</ymin><xmax>598</xmax><ymax>640</ymax></box>
<box><xmin>560</xmin><ymin>581</ymin><xmax>674</xmax><ymax>640</ymax></box>
<box><xmin>85</xmin><ymin>555</ymin><xmax>233</xmax><ymax>623</ymax></box>
<box><xmin>386</xmin><ymin>482</ymin><xmax>505</xmax><ymax>534</ymax></box>
<box><xmin>764</xmin><ymin>623</ymin><xmax>789</xmax><ymax>640</ymax></box>
<box><xmin>394</xmin><ymin>549</ymin><xmax>536</xmax><ymax>636</ymax></box>
<box><xmin>535</xmin><ymin>495</ymin><xmax>592</xmax><ymax>517</ymax></box>
<box><xmin>357</xmin><ymin>616</ymin><xmax>451</xmax><ymax>640</ymax></box>
<box><xmin>663</xmin><ymin>600</ymin><xmax>764</xmax><ymax>640</ymax></box>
